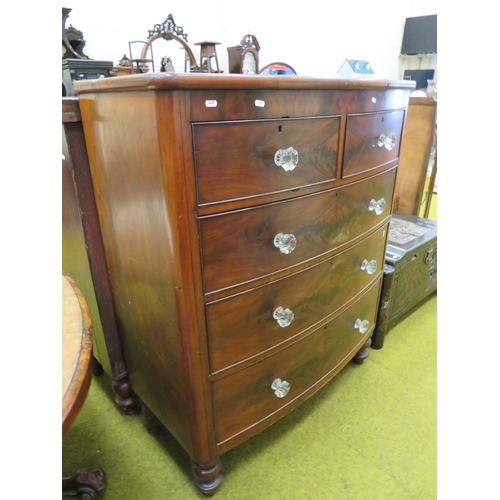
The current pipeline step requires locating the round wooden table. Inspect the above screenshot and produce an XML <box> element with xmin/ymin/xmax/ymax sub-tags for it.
<box><xmin>62</xmin><ymin>272</ymin><xmax>106</xmax><ymax>499</ymax></box>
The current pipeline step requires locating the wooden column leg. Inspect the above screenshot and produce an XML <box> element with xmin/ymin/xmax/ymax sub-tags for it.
<box><xmin>62</xmin><ymin>468</ymin><xmax>106</xmax><ymax>499</ymax></box>
<box><xmin>112</xmin><ymin>376</ymin><xmax>137</xmax><ymax>415</ymax></box>
<box><xmin>191</xmin><ymin>458</ymin><xmax>223</xmax><ymax>497</ymax></box>
<box><xmin>353</xmin><ymin>337</ymin><xmax>372</xmax><ymax>365</ymax></box>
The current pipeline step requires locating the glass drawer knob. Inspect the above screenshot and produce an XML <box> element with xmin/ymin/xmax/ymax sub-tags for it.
<box><xmin>354</xmin><ymin>318</ymin><xmax>370</xmax><ymax>334</ymax></box>
<box><xmin>377</xmin><ymin>132</ymin><xmax>397</xmax><ymax>150</ymax></box>
<box><xmin>274</xmin><ymin>147</ymin><xmax>299</xmax><ymax>171</ymax></box>
<box><xmin>360</xmin><ymin>259</ymin><xmax>377</xmax><ymax>274</ymax></box>
<box><xmin>271</xmin><ymin>378</ymin><xmax>290</xmax><ymax>398</ymax></box>
<box><xmin>274</xmin><ymin>233</ymin><xmax>297</xmax><ymax>254</ymax></box>
<box><xmin>273</xmin><ymin>306</ymin><xmax>294</xmax><ymax>327</ymax></box>
<box><xmin>368</xmin><ymin>198</ymin><xmax>386</xmax><ymax>215</ymax></box>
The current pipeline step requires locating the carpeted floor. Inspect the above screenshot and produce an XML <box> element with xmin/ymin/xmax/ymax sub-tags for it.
<box><xmin>62</xmin><ymin>290</ymin><xmax>437</xmax><ymax>500</ymax></box>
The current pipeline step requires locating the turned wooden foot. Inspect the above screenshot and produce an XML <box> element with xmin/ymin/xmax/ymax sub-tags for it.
<box><xmin>192</xmin><ymin>459</ymin><xmax>223</xmax><ymax>497</ymax></box>
<box><xmin>112</xmin><ymin>376</ymin><xmax>137</xmax><ymax>415</ymax></box>
<box><xmin>62</xmin><ymin>468</ymin><xmax>106</xmax><ymax>499</ymax></box>
<box><xmin>353</xmin><ymin>337</ymin><xmax>372</xmax><ymax>365</ymax></box>
<box><xmin>141</xmin><ymin>403</ymin><xmax>164</xmax><ymax>435</ymax></box>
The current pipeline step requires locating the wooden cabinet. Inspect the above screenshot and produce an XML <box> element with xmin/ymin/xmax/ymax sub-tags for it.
<box><xmin>74</xmin><ymin>74</ymin><xmax>412</xmax><ymax>496</ymax></box>
<box><xmin>393</xmin><ymin>96</ymin><xmax>437</xmax><ymax>215</ymax></box>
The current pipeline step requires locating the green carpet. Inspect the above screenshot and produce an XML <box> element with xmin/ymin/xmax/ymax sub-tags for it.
<box><xmin>63</xmin><ymin>292</ymin><xmax>437</xmax><ymax>499</ymax></box>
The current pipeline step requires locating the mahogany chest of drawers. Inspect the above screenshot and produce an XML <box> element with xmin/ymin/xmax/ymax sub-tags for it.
<box><xmin>74</xmin><ymin>73</ymin><xmax>413</xmax><ymax>495</ymax></box>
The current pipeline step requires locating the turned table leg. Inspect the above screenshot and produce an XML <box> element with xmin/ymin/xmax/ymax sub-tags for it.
<box><xmin>353</xmin><ymin>337</ymin><xmax>372</xmax><ymax>365</ymax></box>
<box><xmin>112</xmin><ymin>375</ymin><xmax>137</xmax><ymax>415</ymax></box>
<box><xmin>192</xmin><ymin>458</ymin><xmax>223</xmax><ymax>497</ymax></box>
<box><xmin>62</xmin><ymin>468</ymin><xmax>106</xmax><ymax>499</ymax></box>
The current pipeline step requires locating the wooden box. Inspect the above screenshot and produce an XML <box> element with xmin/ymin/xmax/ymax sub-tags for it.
<box><xmin>371</xmin><ymin>212</ymin><xmax>437</xmax><ymax>349</ymax></box>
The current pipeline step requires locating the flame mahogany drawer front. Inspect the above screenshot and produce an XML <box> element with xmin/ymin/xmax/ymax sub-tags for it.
<box><xmin>193</xmin><ymin>116</ymin><xmax>341</xmax><ymax>205</ymax></box>
<box><xmin>200</xmin><ymin>167</ymin><xmax>396</xmax><ymax>294</ymax></box>
<box><xmin>189</xmin><ymin>88</ymin><xmax>410</xmax><ymax>122</ymax></box>
<box><xmin>74</xmin><ymin>74</ymin><xmax>412</xmax><ymax>496</ymax></box>
<box><xmin>207</xmin><ymin>224</ymin><xmax>388</xmax><ymax>374</ymax></box>
<box><xmin>343</xmin><ymin>110</ymin><xmax>405</xmax><ymax>178</ymax></box>
<box><xmin>211</xmin><ymin>278</ymin><xmax>382</xmax><ymax>446</ymax></box>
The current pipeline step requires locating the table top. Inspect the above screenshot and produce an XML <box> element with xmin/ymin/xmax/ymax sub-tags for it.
<box><xmin>62</xmin><ymin>272</ymin><xmax>93</xmax><ymax>437</ymax></box>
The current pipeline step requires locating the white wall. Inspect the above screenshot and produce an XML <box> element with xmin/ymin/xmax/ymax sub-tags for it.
<box><xmin>64</xmin><ymin>0</ymin><xmax>437</xmax><ymax>80</ymax></box>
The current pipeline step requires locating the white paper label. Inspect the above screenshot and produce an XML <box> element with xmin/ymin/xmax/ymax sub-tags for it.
<box><xmin>255</xmin><ymin>99</ymin><xmax>265</xmax><ymax>107</ymax></box>
<box><xmin>205</xmin><ymin>100</ymin><xmax>217</xmax><ymax>107</ymax></box>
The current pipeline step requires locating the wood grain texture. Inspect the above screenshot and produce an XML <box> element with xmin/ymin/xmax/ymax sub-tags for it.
<box><xmin>200</xmin><ymin>167</ymin><xmax>396</xmax><ymax>294</ymax></box>
<box><xmin>211</xmin><ymin>278</ymin><xmax>381</xmax><ymax>445</ymax></box>
<box><xmin>207</xmin><ymin>224</ymin><xmax>388</xmax><ymax>373</ymax></box>
<box><xmin>62</xmin><ymin>273</ymin><xmax>93</xmax><ymax>437</ymax></box>
<box><xmin>343</xmin><ymin>110</ymin><xmax>405</xmax><ymax>178</ymax></box>
<box><xmin>75</xmin><ymin>79</ymin><xmax>412</xmax><ymax>493</ymax></box>
<box><xmin>190</xmin><ymin>88</ymin><xmax>410</xmax><ymax>122</ymax></box>
<box><xmin>78</xmin><ymin>90</ymin><xmax>218</xmax><ymax>464</ymax></box>
<box><xmin>194</xmin><ymin>116</ymin><xmax>340</xmax><ymax>204</ymax></box>
<box><xmin>394</xmin><ymin>97</ymin><xmax>437</xmax><ymax>215</ymax></box>
<box><xmin>78</xmin><ymin>91</ymin><xmax>200</xmax><ymax>456</ymax></box>
<box><xmin>73</xmin><ymin>73</ymin><xmax>415</xmax><ymax>94</ymax></box>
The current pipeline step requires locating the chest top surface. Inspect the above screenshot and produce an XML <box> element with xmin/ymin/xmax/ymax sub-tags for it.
<box><xmin>74</xmin><ymin>73</ymin><xmax>415</xmax><ymax>93</ymax></box>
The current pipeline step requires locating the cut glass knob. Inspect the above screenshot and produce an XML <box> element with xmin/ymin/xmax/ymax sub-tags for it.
<box><xmin>354</xmin><ymin>318</ymin><xmax>370</xmax><ymax>334</ymax></box>
<box><xmin>274</xmin><ymin>147</ymin><xmax>299</xmax><ymax>171</ymax></box>
<box><xmin>360</xmin><ymin>259</ymin><xmax>377</xmax><ymax>274</ymax></box>
<box><xmin>377</xmin><ymin>132</ymin><xmax>397</xmax><ymax>150</ymax></box>
<box><xmin>274</xmin><ymin>233</ymin><xmax>297</xmax><ymax>254</ymax></box>
<box><xmin>368</xmin><ymin>198</ymin><xmax>386</xmax><ymax>215</ymax></box>
<box><xmin>271</xmin><ymin>378</ymin><xmax>290</xmax><ymax>398</ymax></box>
<box><xmin>273</xmin><ymin>307</ymin><xmax>294</xmax><ymax>327</ymax></box>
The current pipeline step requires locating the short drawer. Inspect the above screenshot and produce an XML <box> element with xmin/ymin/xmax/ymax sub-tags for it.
<box><xmin>343</xmin><ymin>110</ymin><xmax>405</xmax><ymax>178</ymax></box>
<box><xmin>193</xmin><ymin>116</ymin><xmax>340</xmax><ymax>205</ymax></box>
<box><xmin>207</xmin><ymin>224</ymin><xmax>388</xmax><ymax>373</ymax></box>
<box><xmin>200</xmin><ymin>167</ymin><xmax>396</xmax><ymax>294</ymax></box>
<box><xmin>211</xmin><ymin>278</ymin><xmax>381</xmax><ymax>445</ymax></box>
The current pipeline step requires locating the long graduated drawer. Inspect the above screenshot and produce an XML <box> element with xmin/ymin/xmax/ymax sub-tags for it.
<box><xmin>200</xmin><ymin>167</ymin><xmax>396</xmax><ymax>294</ymax></box>
<box><xmin>207</xmin><ymin>223</ymin><xmax>388</xmax><ymax>373</ymax></box>
<box><xmin>211</xmin><ymin>278</ymin><xmax>382</xmax><ymax>445</ymax></box>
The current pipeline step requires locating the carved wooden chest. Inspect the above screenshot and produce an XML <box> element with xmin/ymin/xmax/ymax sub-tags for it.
<box><xmin>371</xmin><ymin>212</ymin><xmax>437</xmax><ymax>349</ymax></box>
